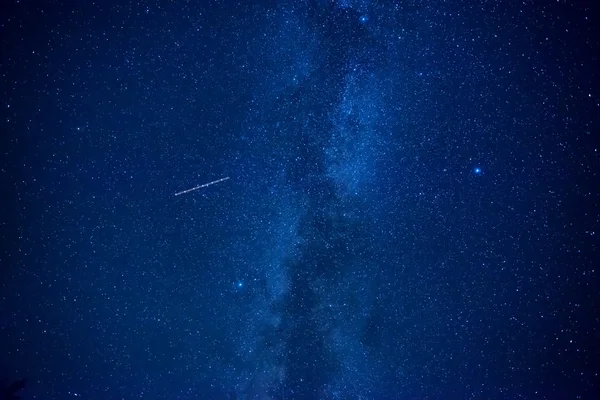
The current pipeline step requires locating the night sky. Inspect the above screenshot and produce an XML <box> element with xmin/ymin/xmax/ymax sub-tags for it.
<box><xmin>1</xmin><ymin>0</ymin><xmax>599</xmax><ymax>399</ymax></box>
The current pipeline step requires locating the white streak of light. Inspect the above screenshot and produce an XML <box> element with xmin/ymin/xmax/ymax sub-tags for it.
<box><xmin>174</xmin><ymin>177</ymin><xmax>230</xmax><ymax>196</ymax></box>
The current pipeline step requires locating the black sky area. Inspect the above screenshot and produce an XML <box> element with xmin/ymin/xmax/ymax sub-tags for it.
<box><xmin>1</xmin><ymin>0</ymin><xmax>599</xmax><ymax>399</ymax></box>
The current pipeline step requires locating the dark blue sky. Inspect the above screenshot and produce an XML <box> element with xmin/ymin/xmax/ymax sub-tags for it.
<box><xmin>1</xmin><ymin>0</ymin><xmax>598</xmax><ymax>399</ymax></box>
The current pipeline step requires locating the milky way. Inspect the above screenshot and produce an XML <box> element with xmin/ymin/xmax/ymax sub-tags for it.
<box><xmin>1</xmin><ymin>0</ymin><xmax>598</xmax><ymax>399</ymax></box>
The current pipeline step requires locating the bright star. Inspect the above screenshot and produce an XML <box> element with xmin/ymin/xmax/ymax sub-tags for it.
<box><xmin>474</xmin><ymin>167</ymin><xmax>482</xmax><ymax>174</ymax></box>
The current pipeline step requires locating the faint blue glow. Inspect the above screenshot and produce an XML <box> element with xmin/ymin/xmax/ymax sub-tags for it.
<box><xmin>359</xmin><ymin>15</ymin><xmax>368</xmax><ymax>23</ymax></box>
<box><xmin>474</xmin><ymin>167</ymin><xmax>482</xmax><ymax>175</ymax></box>
<box><xmin>236</xmin><ymin>281</ymin><xmax>244</xmax><ymax>288</ymax></box>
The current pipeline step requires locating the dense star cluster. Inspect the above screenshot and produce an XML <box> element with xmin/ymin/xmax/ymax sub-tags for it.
<box><xmin>1</xmin><ymin>0</ymin><xmax>599</xmax><ymax>399</ymax></box>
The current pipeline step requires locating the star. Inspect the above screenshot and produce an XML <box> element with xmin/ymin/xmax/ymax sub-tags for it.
<box><xmin>473</xmin><ymin>167</ymin><xmax>482</xmax><ymax>175</ymax></box>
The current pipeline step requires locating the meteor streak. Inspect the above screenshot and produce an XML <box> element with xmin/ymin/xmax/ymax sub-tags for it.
<box><xmin>174</xmin><ymin>177</ymin><xmax>230</xmax><ymax>196</ymax></box>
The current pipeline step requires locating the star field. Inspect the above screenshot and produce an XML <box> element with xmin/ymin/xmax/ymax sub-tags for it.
<box><xmin>1</xmin><ymin>0</ymin><xmax>599</xmax><ymax>399</ymax></box>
